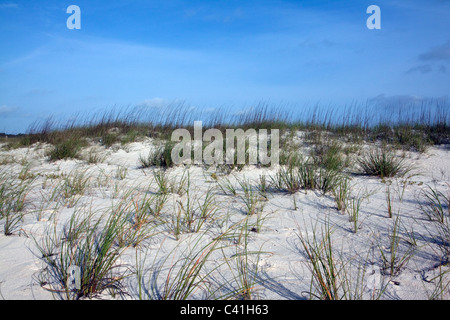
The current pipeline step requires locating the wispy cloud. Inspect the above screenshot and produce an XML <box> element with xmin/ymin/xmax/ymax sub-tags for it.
<box><xmin>0</xmin><ymin>105</ymin><xmax>18</xmax><ymax>116</ymax></box>
<box><xmin>26</xmin><ymin>89</ymin><xmax>55</xmax><ymax>97</ymax></box>
<box><xmin>406</xmin><ymin>64</ymin><xmax>433</xmax><ymax>74</ymax></box>
<box><xmin>369</xmin><ymin>94</ymin><xmax>449</xmax><ymax>111</ymax></box>
<box><xmin>135</xmin><ymin>98</ymin><xmax>190</xmax><ymax>113</ymax></box>
<box><xmin>369</xmin><ymin>94</ymin><xmax>425</xmax><ymax>107</ymax></box>
<box><xmin>0</xmin><ymin>3</ymin><xmax>18</xmax><ymax>9</ymax></box>
<box><xmin>419</xmin><ymin>40</ymin><xmax>450</xmax><ymax>61</ymax></box>
<box><xmin>184</xmin><ymin>6</ymin><xmax>244</xmax><ymax>23</ymax></box>
<box><xmin>136</xmin><ymin>97</ymin><xmax>173</xmax><ymax>109</ymax></box>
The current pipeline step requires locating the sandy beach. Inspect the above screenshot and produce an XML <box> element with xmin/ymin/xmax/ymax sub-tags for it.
<box><xmin>0</xmin><ymin>134</ymin><xmax>449</xmax><ymax>300</ymax></box>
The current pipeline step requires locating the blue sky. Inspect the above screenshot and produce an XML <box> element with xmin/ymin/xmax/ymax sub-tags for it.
<box><xmin>0</xmin><ymin>0</ymin><xmax>449</xmax><ymax>133</ymax></box>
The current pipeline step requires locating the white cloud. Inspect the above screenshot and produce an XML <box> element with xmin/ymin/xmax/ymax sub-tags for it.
<box><xmin>0</xmin><ymin>105</ymin><xmax>18</xmax><ymax>116</ymax></box>
<box><xmin>136</xmin><ymin>98</ymin><xmax>174</xmax><ymax>109</ymax></box>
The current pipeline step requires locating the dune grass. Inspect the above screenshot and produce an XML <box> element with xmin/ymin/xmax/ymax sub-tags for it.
<box><xmin>420</xmin><ymin>184</ymin><xmax>450</xmax><ymax>224</ymax></box>
<box><xmin>167</xmin><ymin>174</ymin><xmax>219</xmax><ymax>239</ymax></box>
<box><xmin>332</xmin><ymin>177</ymin><xmax>351</xmax><ymax>213</ymax></box>
<box><xmin>34</xmin><ymin>207</ymin><xmax>138</xmax><ymax>299</ymax></box>
<box><xmin>237</xmin><ymin>177</ymin><xmax>266</xmax><ymax>216</ymax></box>
<box><xmin>419</xmin><ymin>185</ymin><xmax>450</xmax><ymax>260</ymax></box>
<box><xmin>296</xmin><ymin>219</ymin><xmax>385</xmax><ymax>300</ymax></box>
<box><xmin>269</xmin><ymin>154</ymin><xmax>344</xmax><ymax>196</ymax></box>
<box><xmin>378</xmin><ymin>216</ymin><xmax>417</xmax><ymax>277</ymax></box>
<box><xmin>4</xmin><ymin>101</ymin><xmax>447</xmax><ymax>165</ymax></box>
<box><xmin>139</xmin><ymin>141</ymin><xmax>175</xmax><ymax>169</ymax></box>
<box><xmin>357</xmin><ymin>147</ymin><xmax>412</xmax><ymax>179</ymax></box>
<box><xmin>137</xmin><ymin>234</ymin><xmax>222</xmax><ymax>300</ymax></box>
<box><xmin>0</xmin><ymin>167</ymin><xmax>34</xmax><ymax>236</ymax></box>
<box><xmin>135</xmin><ymin>217</ymin><xmax>265</xmax><ymax>300</ymax></box>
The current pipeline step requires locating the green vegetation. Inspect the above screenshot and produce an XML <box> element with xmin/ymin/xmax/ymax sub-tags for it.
<box><xmin>1</xmin><ymin>102</ymin><xmax>447</xmax><ymax>163</ymax></box>
<box><xmin>357</xmin><ymin>147</ymin><xmax>412</xmax><ymax>179</ymax></box>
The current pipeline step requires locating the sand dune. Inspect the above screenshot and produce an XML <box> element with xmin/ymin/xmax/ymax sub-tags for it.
<box><xmin>0</xmin><ymin>136</ymin><xmax>449</xmax><ymax>300</ymax></box>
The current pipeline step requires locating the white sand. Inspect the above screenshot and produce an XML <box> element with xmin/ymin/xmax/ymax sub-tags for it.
<box><xmin>0</xmin><ymin>138</ymin><xmax>449</xmax><ymax>300</ymax></box>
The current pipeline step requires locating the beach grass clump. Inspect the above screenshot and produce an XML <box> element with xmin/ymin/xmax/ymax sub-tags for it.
<box><xmin>357</xmin><ymin>147</ymin><xmax>411</xmax><ymax>179</ymax></box>
<box><xmin>152</xmin><ymin>170</ymin><xmax>171</xmax><ymax>195</ymax></box>
<box><xmin>311</xmin><ymin>139</ymin><xmax>348</xmax><ymax>172</ymax></box>
<box><xmin>136</xmin><ymin>234</ymin><xmax>224</xmax><ymax>300</ymax></box>
<box><xmin>169</xmin><ymin>186</ymin><xmax>218</xmax><ymax>239</ymax></box>
<box><xmin>112</xmin><ymin>194</ymin><xmax>162</xmax><ymax>248</ymax></box>
<box><xmin>269</xmin><ymin>154</ymin><xmax>315</xmax><ymax>194</ymax></box>
<box><xmin>35</xmin><ymin>209</ymin><xmax>134</xmax><ymax>300</ymax></box>
<box><xmin>56</xmin><ymin>169</ymin><xmax>91</xmax><ymax>208</ymax></box>
<box><xmin>332</xmin><ymin>177</ymin><xmax>351</xmax><ymax>213</ymax></box>
<box><xmin>101</xmin><ymin>133</ymin><xmax>120</xmax><ymax>148</ymax></box>
<box><xmin>223</xmin><ymin>219</ymin><xmax>263</xmax><ymax>300</ymax></box>
<box><xmin>144</xmin><ymin>193</ymin><xmax>168</xmax><ymax>217</ymax></box>
<box><xmin>297</xmin><ymin>221</ymin><xmax>350</xmax><ymax>300</ymax></box>
<box><xmin>270</xmin><ymin>155</ymin><xmax>343</xmax><ymax>196</ymax></box>
<box><xmin>378</xmin><ymin>216</ymin><xmax>416</xmax><ymax>277</ymax></box>
<box><xmin>256</xmin><ymin>174</ymin><xmax>269</xmax><ymax>200</ymax></box>
<box><xmin>297</xmin><ymin>219</ymin><xmax>386</xmax><ymax>300</ymax></box>
<box><xmin>237</xmin><ymin>178</ymin><xmax>265</xmax><ymax>216</ymax></box>
<box><xmin>271</xmin><ymin>166</ymin><xmax>303</xmax><ymax>194</ymax></box>
<box><xmin>347</xmin><ymin>197</ymin><xmax>362</xmax><ymax>233</ymax></box>
<box><xmin>393</xmin><ymin>126</ymin><xmax>430</xmax><ymax>152</ymax></box>
<box><xmin>419</xmin><ymin>185</ymin><xmax>450</xmax><ymax>259</ymax></box>
<box><xmin>139</xmin><ymin>141</ymin><xmax>175</xmax><ymax>168</ymax></box>
<box><xmin>420</xmin><ymin>185</ymin><xmax>450</xmax><ymax>224</ymax></box>
<box><xmin>0</xmin><ymin>169</ymin><xmax>34</xmax><ymax>235</ymax></box>
<box><xmin>218</xmin><ymin>177</ymin><xmax>238</xmax><ymax>196</ymax></box>
<box><xmin>315</xmin><ymin>167</ymin><xmax>343</xmax><ymax>195</ymax></box>
<box><xmin>298</xmin><ymin>223</ymin><xmax>345</xmax><ymax>300</ymax></box>
<box><xmin>120</xmin><ymin>129</ymin><xmax>140</xmax><ymax>145</ymax></box>
<box><xmin>47</xmin><ymin>136</ymin><xmax>86</xmax><ymax>161</ymax></box>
